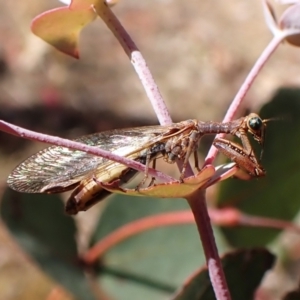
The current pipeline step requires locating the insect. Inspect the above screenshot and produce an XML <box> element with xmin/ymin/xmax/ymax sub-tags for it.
<box><xmin>7</xmin><ymin>113</ymin><xmax>266</xmax><ymax>215</ymax></box>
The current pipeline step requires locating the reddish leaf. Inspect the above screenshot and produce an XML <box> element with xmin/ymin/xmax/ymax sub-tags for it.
<box><xmin>31</xmin><ymin>6</ymin><xmax>96</xmax><ymax>58</ymax></box>
<box><xmin>100</xmin><ymin>165</ymin><xmax>215</xmax><ymax>198</ymax></box>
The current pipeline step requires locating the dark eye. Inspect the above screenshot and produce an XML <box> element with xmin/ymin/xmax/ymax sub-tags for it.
<box><xmin>248</xmin><ymin>117</ymin><xmax>263</xmax><ymax>131</ymax></box>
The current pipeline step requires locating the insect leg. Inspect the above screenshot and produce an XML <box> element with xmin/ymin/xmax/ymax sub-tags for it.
<box><xmin>193</xmin><ymin>149</ymin><xmax>201</xmax><ymax>172</ymax></box>
<box><xmin>179</xmin><ymin>131</ymin><xmax>201</xmax><ymax>182</ymax></box>
<box><xmin>238</xmin><ymin>131</ymin><xmax>253</xmax><ymax>155</ymax></box>
<box><xmin>135</xmin><ymin>143</ymin><xmax>165</xmax><ymax>189</ymax></box>
<box><xmin>135</xmin><ymin>149</ymin><xmax>152</xmax><ymax>190</ymax></box>
<box><xmin>147</xmin><ymin>159</ymin><xmax>157</xmax><ymax>187</ymax></box>
<box><xmin>238</xmin><ymin>129</ymin><xmax>264</xmax><ymax>162</ymax></box>
<box><xmin>213</xmin><ymin>138</ymin><xmax>265</xmax><ymax>177</ymax></box>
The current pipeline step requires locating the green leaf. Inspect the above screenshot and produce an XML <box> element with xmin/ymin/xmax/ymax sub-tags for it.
<box><xmin>90</xmin><ymin>194</ymin><xmax>229</xmax><ymax>299</ymax></box>
<box><xmin>173</xmin><ymin>248</ymin><xmax>275</xmax><ymax>300</ymax></box>
<box><xmin>1</xmin><ymin>188</ymin><xmax>95</xmax><ymax>300</ymax></box>
<box><xmin>218</xmin><ymin>88</ymin><xmax>300</xmax><ymax>247</ymax></box>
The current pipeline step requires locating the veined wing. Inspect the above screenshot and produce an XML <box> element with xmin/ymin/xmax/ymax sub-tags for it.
<box><xmin>7</xmin><ymin>125</ymin><xmax>172</xmax><ymax>194</ymax></box>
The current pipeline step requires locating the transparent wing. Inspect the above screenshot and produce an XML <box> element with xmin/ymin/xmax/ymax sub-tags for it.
<box><xmin>7</xmin><ymin>126</ymin><xmax>169</xmax><ymax>193</ymax></box>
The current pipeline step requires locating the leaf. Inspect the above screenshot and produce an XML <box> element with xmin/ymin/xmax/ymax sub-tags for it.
<box><xmin>90</xmin><ymin>194</ymin><xmax>230</xmax><ymax>299</ymax></box>
<box><xmin>31</xmin><ymin>6</ymin><xmax>96</xmax><ymax>58</ymax></box>
<box><xmin>100</xmin><ymin>164</ymin><xmax>241</xmax><ymax>199</ymax></box>
<box><xmin>1</xmin><ymin>188</ymin><xmax>96</xmax><ymax>300</ymax></box>
<box><xmin>279</xmin><ymin>4</ymin><xmax>300</xmax><ymax>46</ymax></box>
<box><xmin>31</xmin><ymin>0</ymin><xmax>115</xmax><ymax>58</ymax></box>
<box><xmin>173</xmin><ymin>248</ymin><xmax>275</xmax><ymax>300</ymax></box>
<box><xmin>100</xmin><ymin>165</ymin><xmax>215</xmax><ymax>198</ymax></box>
<box><xmin>218</xmin><ymin>88</ymin><xmax>300</xmax><ymax>247</ymax></box>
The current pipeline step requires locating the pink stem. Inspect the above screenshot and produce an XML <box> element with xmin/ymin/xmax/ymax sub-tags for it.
<box><xmin>187</xmin><ymin>191</ymin><xmax>231</xmax><ymax>300</ymax></box>
<box><xmin>0</xmin><ymin>119</ymin><xmax>174</xmax><ymax>182</ymax></box>
<box><xmin>205</xmin><ymin>35</ymin><xmax>283</xmax><ymax>165</ymax></box>
<box><xmin>82</xmin><ymin>210</ymin><xmax>195</xmax><ymax>264</ymax></box>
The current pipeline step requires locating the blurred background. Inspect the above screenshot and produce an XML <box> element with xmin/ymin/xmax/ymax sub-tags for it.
<box><xmin>1</xmin><ymin>0</ymin><xmax>300</xmax><ymax>299</ymax></box>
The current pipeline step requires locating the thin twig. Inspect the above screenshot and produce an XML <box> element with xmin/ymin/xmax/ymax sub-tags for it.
<box><xmin>186</xmin><ymin>191</ymin><xmax>231</xmax><ymax>300</ymax></box>
<box><xmin>82</xmin><ymin>211</ymin><xmax>195</xmax><ymax>264</ymax></box>
<box><xmin>93</xmin><ymin>2</ymin><xmax>172</xmax><ymax>126</ymax></box>
<box><xmin>0</xmin><ymin>119</ymin><xmax>174</xmax><ymax>182</ymax></box>
<box><xmin>205</xmin><ymin>34</ymin><xmax>283</xmax><ymax>165</ymax></box>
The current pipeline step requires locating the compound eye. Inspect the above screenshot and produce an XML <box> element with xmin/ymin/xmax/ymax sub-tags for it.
<box><xmin>248</xmin><ymin>117</ymin><xmax>263</xmax><ymax>131</ymax></box>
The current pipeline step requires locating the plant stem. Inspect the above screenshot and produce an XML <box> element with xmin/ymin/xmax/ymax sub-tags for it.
<box><xmin>205</xmin><ymin>34</ymin><xmax>283</xmax><ymax>165</ymax></box>
<box><xmin>187</xmin><ymin>191</ymin><xmax>231</xmax><ymax>300</ymax></box>
<box><xmin>82</xmin><ymin>211</ymin><xmax>195</xmax><ymax>264</ymax></box>
<box><xmin>0</xmin><ymin>119</ymin><xmax>173</xmax><ymax>182</ymax></box>
<box><xmin>93</xmin><ymin>2</ymin><xmax>172</xmax><ymax>125</ymax></box>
